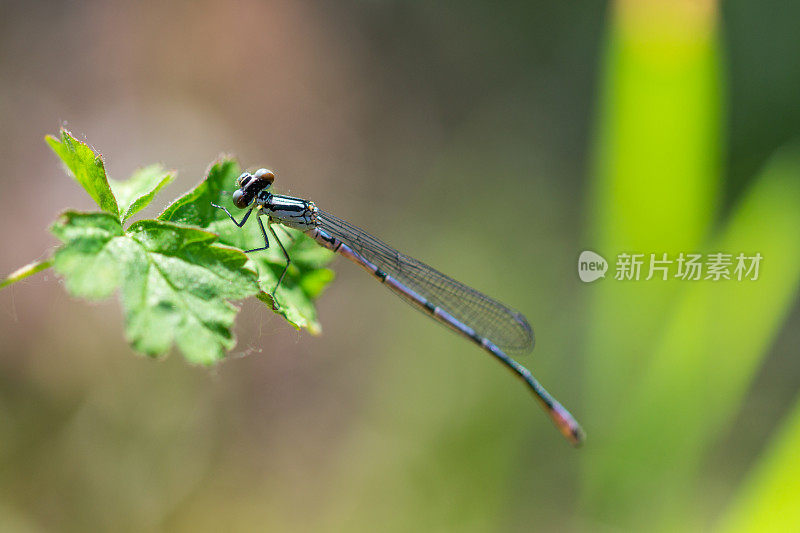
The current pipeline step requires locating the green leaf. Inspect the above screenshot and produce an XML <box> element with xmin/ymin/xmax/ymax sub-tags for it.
<box><xmin>300</xmin><ymin>268</ymin><xmax>336</xmax><ymax>300</ymax></box>
<box><xmin>50</xmin><ymin>210</ymin><xmax>260</xmax><ymax>364</ymax></box>
<box><xmin>0</xmin><ymin>258</ymin><xmax>53</xmax><ymax>290</ymax></box>
<box><xmin>159</xmin><ymin>158</ymin><xmax>335</xmax><ymax>333</ymax></box>
<box><xmin>158</xmin><ymin>157</ymin><xmax>237</xmax><ymax>227</ymax></box>
<box><xmin>8</xmin><ymin>131</ymin><xmax>335</xmax><ymax>364</ymax></box>
<box><xmin>45</xmin><ymin>129</ymin><xmax>120</xmax><ymax>217</ymax></box>
<box><xmin>50</xmin><ymin>211</ymin><xmax>125</xmax><ymax>299</ymax></box>
<box><xmin>110</xmin><ymin>164</ymin><xmax>175</xmax><ymax>222</ymax></box>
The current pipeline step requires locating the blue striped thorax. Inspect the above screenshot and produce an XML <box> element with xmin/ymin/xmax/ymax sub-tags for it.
<box><xmin>263</xmin><ymin>195</ymin><xmax>318</xmax><ymax>231</ymax></box>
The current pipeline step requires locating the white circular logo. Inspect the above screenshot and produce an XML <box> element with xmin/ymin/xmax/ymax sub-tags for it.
<box><xmin>578</xmin><ymin>251</ymin><xmax>607</xmax><ymax>282</ymax></box>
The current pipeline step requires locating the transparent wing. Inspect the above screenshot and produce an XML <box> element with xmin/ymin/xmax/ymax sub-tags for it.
<box><xmin>316</xmin><ymin>210</ymin><xmax>534</xmax><ymax>356</ymax></box>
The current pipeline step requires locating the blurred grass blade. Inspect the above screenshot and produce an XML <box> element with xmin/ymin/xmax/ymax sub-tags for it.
<box><xmin>0</xmin><ymin>258</ymin><xmax>53</xmax><ymax>289</ymax></box>
<box><xmin>718</xmin><ymin>399</ymin><xmax>800</xmax><ymax>533</ymax></box>
<box><xmin>585</xmin><ymin>0</ymin><xmax>722</xmax><ymax>422</ymax></box>
<box><xmin>585</xmin><ymin>144</ymin><xmax>800</xmax><ymax>526</ymax></box>
<box><xmin>584</xmin><ymin>0</ymin><xmax>722</xmax><ymax>523</ymax></box>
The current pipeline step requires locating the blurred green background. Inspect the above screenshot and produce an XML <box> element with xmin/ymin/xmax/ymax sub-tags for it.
<box><xmin>2</xmin><ymin>0</ymin><xmax>800</xmax><ymax>531</ymax></box>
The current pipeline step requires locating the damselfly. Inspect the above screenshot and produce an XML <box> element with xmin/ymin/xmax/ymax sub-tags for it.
<box><xmin>212</xmin><ymin>169</ymin><xmax>584</xmax><ymax>446</ymax></box>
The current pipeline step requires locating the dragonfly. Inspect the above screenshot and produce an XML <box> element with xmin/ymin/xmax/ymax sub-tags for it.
<box><xmin>212</xmin><ymin>168</ymin><xmax>585</xmax><ymax>446</ymax></box>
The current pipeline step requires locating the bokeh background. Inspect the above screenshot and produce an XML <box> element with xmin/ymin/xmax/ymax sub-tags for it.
<box><xmin>2</xmin><ymin>0</ymin><xmax>800</xmax><ymax>531</ymax></box>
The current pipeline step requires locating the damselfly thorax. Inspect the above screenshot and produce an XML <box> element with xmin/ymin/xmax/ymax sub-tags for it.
<box><xmin>256</xmin><ymin>193</ymin><xmax>319</xmax><ymax>231</ymax></box>
<box><xmin>212</xmin><ymin>168</ymin><xmax>585</xmax><ymax>446</ymax></box>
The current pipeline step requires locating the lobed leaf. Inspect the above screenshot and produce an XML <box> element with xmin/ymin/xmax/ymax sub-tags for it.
<box><xmin>158</xmin><ymin>158</ymin><xmax>237</xmax><ymax>227</ymax></box>
<box><xmin>110</xmin><ymin>164</ymin><xmax>175</xmax><ymax>222</ymax></box>
<box><xmin>45</xmin><ymin>129</ymin><xmax>120</xmax><ymax>217</ymax></box>
<box><xmin>50</xmin><ymin>211</ymin><xmax>125</xmax><ymax>299</ymax></box>
<box><xmin>50</xmin><ymin>211</ymin><xmax>260</xmax><ymax>364</ymax></box>
<box><xmin>4</xmin><ymin>130</ymin><xmax>336</xmax><ymax>363</ymax></box>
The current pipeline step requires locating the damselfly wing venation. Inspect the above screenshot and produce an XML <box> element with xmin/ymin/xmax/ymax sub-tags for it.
<box><xmin>212</xmin><ymin>169</ymin><xmax>584</xmax><ymax>446</ymax></box>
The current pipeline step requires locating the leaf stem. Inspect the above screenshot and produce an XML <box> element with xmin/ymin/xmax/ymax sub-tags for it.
<box><xmin>0</xmin><ymin>258</ymin><xmax>54</xmax><ymax>290</ymax></box>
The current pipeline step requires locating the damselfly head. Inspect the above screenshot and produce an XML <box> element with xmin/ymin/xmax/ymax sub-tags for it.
<box><xmin>232</xmin><ymin>168</ymin><xmax>275</xmax><ymax>209</ymax></box>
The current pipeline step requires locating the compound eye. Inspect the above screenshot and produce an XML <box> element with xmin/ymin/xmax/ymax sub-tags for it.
<box><xmin>236</xmin><ymin>172</ymin><xmax>252</xmax><ymax>188</ymax></box>
<box><xmin>232</xmin><ymin>189</ymin><xmax>249</xmax><ymax>209</ymax></box>
<box><xmin>254</xmin><ymin>168</ymin><xmax>275</xmax><ymax>187</ymax></box>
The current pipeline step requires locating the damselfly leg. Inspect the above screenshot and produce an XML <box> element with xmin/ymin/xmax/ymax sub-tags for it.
<box><xmin>268</xmin><ymin>223</ymin><xmax>291</xmax><ymax>308</ymax></box>
<box><xmin>212</xmin><ymin>202</ymin><xmax>291</xmax><ymax>310</ymax></box>
<box><xmin>211</xmin><ymin>203</ymin><xmax>253</xmax><ymax>227</ymax></box>
<box><xmin>245</xmin><ymin>216</ymin><xmax>270</xmax><ymax>254</ymax></box>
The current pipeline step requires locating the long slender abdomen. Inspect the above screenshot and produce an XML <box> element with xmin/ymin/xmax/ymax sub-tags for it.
<box><xmin>306</xmin><ymin>226</ymin><xmax>584</xmax><ymax>446</ymax></box>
